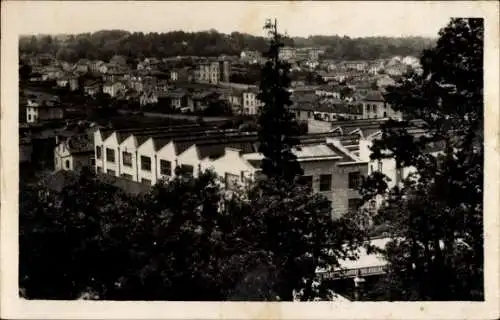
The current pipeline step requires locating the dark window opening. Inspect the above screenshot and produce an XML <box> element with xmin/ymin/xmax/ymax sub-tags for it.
<box><xmin>122</xmin><ymin>152</ymin><xmax>133</xmax><ymax>167</ymax></box>
<box><xmin>319</xmin><ymin>174</ymin><xmax>332</xmax><ymax>191</ymax></box>
<box><xmin>348</xmin><ymin>171</ymin><xmax>361</xmax><ymax>189</ymax></box>
<box><xmin>177</xmin><ymin>164</ymin><xmax>194</xmax><ymax>177</ymax></box>
<box><xmin>141</xmin><ymin>155</ymin><xmax>151</xmax><ymax>171</ymax></box>
<box><xmin>160</xmin><ymin>159</ymin><xmax>172</xmax><ymax>176</ymax></box>
<box><xmin>299</xmin><ymin>175</ymin><xmax>313</xmax><ymax>190</ymax></box>
<box><xmin>106</xmin><ymin>148</ymin><xmax>115</xmax><ymax>163</ymax></box>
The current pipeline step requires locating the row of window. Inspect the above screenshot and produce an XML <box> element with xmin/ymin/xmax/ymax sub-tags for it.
<box><xmin>96</xmin><ymin>147</ymin><xmax>173</xmax><ymax>175</ymax></box>
<box><xmin>97</xmin><ymin>167</ymin><xmax>163</xmax><ymax>186</ymax></box>
<box><xmin>300</xmin><ymin>171</ymin><xmax>361</xmax><ymax>191</ymax></box>
<box><xmin>55</xmin><ymin>158</ymin><xmax>71</xmax><ymax>170</ymax></box>
<box><xmin>27</xmin><ymin>114</ymin><xmax>38</xmax><ymax>122</ymax></box>
<box><xmin>96</xmin><ymin>162</ymin><xmax>193</xmax><ymax>182</ymax></box>
<box><xmin>365</xmin><ymin>103</ymin><xmax>383</xmax><ymax>112</ymax></box>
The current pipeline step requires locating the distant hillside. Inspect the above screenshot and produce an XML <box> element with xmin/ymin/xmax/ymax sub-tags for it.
<box><xmin>19</xmin><ymin>29</ymin><xmax>435</xmax><ymax>62</ymax></box>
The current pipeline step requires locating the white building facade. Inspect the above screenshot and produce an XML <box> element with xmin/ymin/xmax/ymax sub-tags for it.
<box><xmin>93</xmin><ymin>129</ymin><xmax>368</xmax><ymax>218</ymax></box>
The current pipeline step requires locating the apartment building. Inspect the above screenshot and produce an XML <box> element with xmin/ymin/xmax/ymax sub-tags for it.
<box><xmin>279</xmin><ymin>46</ymin><xmax>296</xmax><ymax>61</ymax></box>
<box><xmin>25</xmin><ymin>92</ymin><xmax>64</xmax><ymax>123</ymax></box>
<box><xmin>195</xmin><ymin>61</ymin><xmax>220</xmax><ymax>84</ymax></box>
<box><xmin>242</xmin><ymin>88</ymin><xmax>264</xmax><ymax>115</ymax></box>
<box><xmin>103</xmin><ymin>81</ymin><xmax>126</xmax><ymax>98</ymax></box>
<box><xmin>361</xmin><ymin>91</ymin><xmax>403</xmax><ymax>120</ymax></box>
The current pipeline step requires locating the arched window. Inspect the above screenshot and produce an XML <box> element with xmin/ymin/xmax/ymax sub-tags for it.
<box><xmin>65</xmin><ymin>160</ymin><xmax>70</xmax><ymax>169</ymax></box>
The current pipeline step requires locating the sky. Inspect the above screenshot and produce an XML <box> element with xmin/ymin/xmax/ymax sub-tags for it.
<box><xmin>6</xmin><ymin>1</ymin><xmax>493</xmax><ymax>38</ymax></box>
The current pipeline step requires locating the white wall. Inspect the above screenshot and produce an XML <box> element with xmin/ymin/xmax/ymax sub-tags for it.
<box><xmin>54</xmin><ymin>143</ymin><xmax>72</xmax><ymax>171</ymax></box>
<box><xmin>156</xmin><ymin>142</ymin><xmax>177</xmax><ymax>180</ymax></box>
<box><xmin>137</xmin><ymin>139</ymin><xmax>157</xmax><ymax>185</ymax></box>
<box><xmin>176</xmin><ymin>145</ymin><xmax>202</xmax><ymax>177</ymax></box>
<box><xmin>102</xmin><ymin>132</ymin><xmax>119</xmax><ymax>176</ymax></box>
<box><xmin>94</xmin><ymin>130</ymin><xmax>104</xmax><ymax>173</ymax></box>
<box><xmin>120</xmin><ymin>135</ymin><xmax>139</xmax><ymax>181</ymax></box>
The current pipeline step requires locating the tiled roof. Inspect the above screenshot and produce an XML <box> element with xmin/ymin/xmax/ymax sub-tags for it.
<box><xmin>192</xmin><ymin>91</ymin><xmax>218</xmax><ymax>100</ymax></box>
<box><xmin>83</xmin><ymin>80</ymin><xmax>99</xmax><ymax>87</ymax></box>
<box><xmin>104</xmin><ymin>123</ymin><xmax>205</xmax><ymax>137</ymax></box>
<box><xmin>316</xmin><ymin>103</ymin><xmax>364</xmax><ymax>115</ymax></box>
<box><xmin>24</xmin><ymin>90</ymin><xmax>60</xmax><ymax>103</ymax></box>
<box><xmin>159</xmin><ymin>90</ymin><xmax>186</xmax><ymax>99</ymax></box>
<box><xmin>67</xmin><ymin>135</ymin><xmax>93</xmax><ymax>154</ymax></box>
<box><xmin>172</xmin><ymin>133</ymin><xmax>258</xmax><ymax>157</ymax></box>
<box><xmin>363</xmin><ymin>90</ymin><xmax>385</xmax><ymax>102</ymax></box>
<box><xmin>196</xmin><ymin>144</ymin><xmax>228</xmax><ymax>160</ymax></box>
<box><xmin>292</xmin><ymin>93</ymin><xmax>318</xmax><ymax>103</ymax></box>
<box><xmin>134</xmin><ymin>128</ymin><xmax>238</xmax><ymax>150</ymax></box>
<box><xmin>291</xmin><ymin>103</ymin><xmax>316</xmax><ymax>111</ymax></box>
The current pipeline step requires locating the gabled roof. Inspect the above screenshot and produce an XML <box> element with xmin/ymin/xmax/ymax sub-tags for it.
<box><xmin>363</xmin><ymin>90</ymin><xmax>385</xmax><ymax>102</ymax></box>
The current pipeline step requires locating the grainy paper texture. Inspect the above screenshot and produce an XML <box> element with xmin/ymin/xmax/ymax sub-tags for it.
<box><xmin>1</xmin><ymin>1</ymin><xmax>499</xmax><ymax>319</ymax></box>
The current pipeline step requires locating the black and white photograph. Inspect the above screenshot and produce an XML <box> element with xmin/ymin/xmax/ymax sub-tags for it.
<box><xmin>1</xmin><ymin>1</ymin><xmax>499</xmax><ymax>319</ymax></box>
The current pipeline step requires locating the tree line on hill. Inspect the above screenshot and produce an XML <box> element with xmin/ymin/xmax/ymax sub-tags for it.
<box><xmin>19</xmin><ymin>18</ymin><xmax>482</xmax><ymax>301</ymax></box>
<box><xmin>19</xmin><ymin>29</ymin><xmax>434</xmax><ymax>63</ymax></box>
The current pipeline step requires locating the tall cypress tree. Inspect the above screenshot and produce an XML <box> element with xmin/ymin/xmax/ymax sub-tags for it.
<box><xmin>257</xmin><ymin>19</ymin><xmax>303</xmax><ymax>183</ymax></box>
